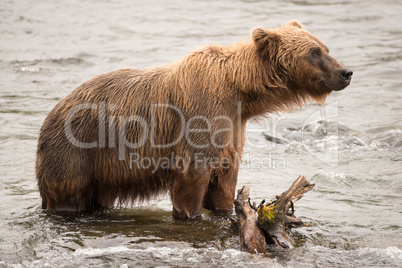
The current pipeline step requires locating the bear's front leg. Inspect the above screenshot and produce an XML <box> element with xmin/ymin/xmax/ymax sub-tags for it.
<box><xmin>170</xmin><ymin>174</ymin><xmax>210</xmax><ymax>219</ymax></box>
<box><xmin>203</xmin><ymin>165</ymin><xmax>239</xmax><ymax>213</ymax></box>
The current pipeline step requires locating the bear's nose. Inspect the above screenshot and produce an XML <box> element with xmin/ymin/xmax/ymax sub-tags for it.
<box><xmin>340</xmin><ymin>68</ymin><xmax>353</xmax><ymax>81</ymax></box>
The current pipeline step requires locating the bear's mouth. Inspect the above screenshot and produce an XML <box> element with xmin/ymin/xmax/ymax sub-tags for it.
<box><xmin>320</xmin><ymin>79</ymin><xmax>350</xmax><ymax>92</ymax></box>
<box><xmin>331</xmin><ymin>80</ymin><xmax>350</xmax><ymax>91</ymax></box>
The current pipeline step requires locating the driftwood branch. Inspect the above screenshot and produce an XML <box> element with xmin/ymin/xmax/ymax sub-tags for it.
<box><xmin>234</xmin><ymin>186</ymin><xmax>268</xmax><ymax>254</ymax></box>
<box><xmin>234</xmin><ymin>175</ymin><xmax>315</xmax><ymax>253</ymax></box>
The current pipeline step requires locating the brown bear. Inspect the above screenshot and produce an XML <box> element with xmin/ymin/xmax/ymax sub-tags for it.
<box><xmin>36</xmin><ymin>21</ymin><xmax>352</xmax><ymax>218</ymax></box>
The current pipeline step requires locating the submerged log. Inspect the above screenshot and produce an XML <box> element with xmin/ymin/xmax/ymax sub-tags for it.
<box><xmin>233</xmin><ymin>186</ymin><xmax>268</xmax><ymax>254</ymax></box>
<box><xmin>234</xmin><ymin>175</ymin><xmax>315</xmax><ymax>253</ymax></box>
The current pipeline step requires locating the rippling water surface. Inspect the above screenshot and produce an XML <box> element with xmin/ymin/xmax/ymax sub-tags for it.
<box><xmin>1</xmin><ymin>0</ymin><xmax>402</xmax><ymax>267</ymax></box>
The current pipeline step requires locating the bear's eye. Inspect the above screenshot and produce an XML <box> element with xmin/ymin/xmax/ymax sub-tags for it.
<box><xmin>311</xmin><ymin>48</ymin><xmax>321</xmax><ymax>58</ymax></box>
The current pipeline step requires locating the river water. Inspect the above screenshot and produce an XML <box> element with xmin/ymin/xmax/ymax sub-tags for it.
<box><xmin>1</xmin><ymin>0</ymin><xmax>402</xmax><ymax>267</ymax></box>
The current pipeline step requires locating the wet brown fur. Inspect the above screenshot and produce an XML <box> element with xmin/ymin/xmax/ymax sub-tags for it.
<box><xmin>36</xmin><ymin>21</ymin><xmax>347</xmax><ymax>218</ymax></box>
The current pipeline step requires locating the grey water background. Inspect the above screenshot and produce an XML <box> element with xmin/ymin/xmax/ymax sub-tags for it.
<box><xmin>1</xmin><ymin>0</ymin><xmax>402</xmax><ymax>267</ymax></box>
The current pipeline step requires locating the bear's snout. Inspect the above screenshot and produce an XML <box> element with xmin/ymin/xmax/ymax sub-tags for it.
<box><xmin>329</xmin><ymin>67</ymin><xmax>353</xmax><ymax>91</ymax></box>
<box><xmin>340</xmin><ymin>68</ymin><xmax>353</xmax><ymax>85</ymax></box>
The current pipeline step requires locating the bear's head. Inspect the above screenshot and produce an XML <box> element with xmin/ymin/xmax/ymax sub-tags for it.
<box><xmin>252</xmin><ymin>20</ymin><xmax>352</xmax><ymax>104</ymax></box>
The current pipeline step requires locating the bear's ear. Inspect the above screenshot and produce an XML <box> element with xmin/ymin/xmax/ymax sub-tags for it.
<box><xmin>252</xmin><ymin>28</ymin><xmax>280</xmax><ymax>56</ymax></box>
<box><xmin>287</xmin><ymin>20</ymin><xmax>303</xmax><ymax>29</ymax></box>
